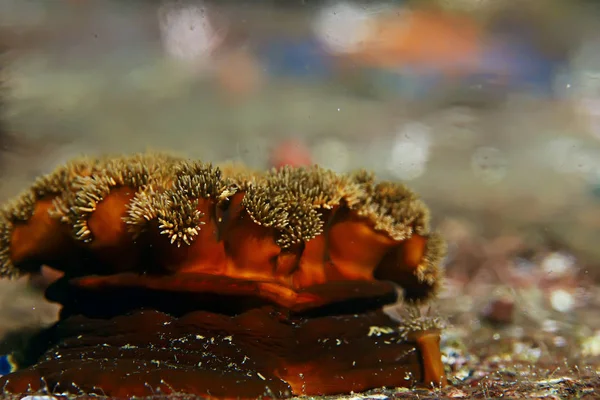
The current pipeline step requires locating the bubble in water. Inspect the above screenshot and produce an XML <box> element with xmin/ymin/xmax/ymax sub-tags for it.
<box><xmin>550</xmin><ymin>289</ymin><xmax>575</xmax><ymax>313</ymax></box>
<box><xmin>543</xmin><ymin>137</ymin><xmax>580</xmax><ymax>174</ymax></box>
<box><xmin>387</xmin><ymin>122</ymin><xmax>431</xmax><ymax>181</ymax></box>
<box><xmin>541</xmin><ymin>252</ymin><xmax>576</xmax><ymax>277</ymax></box>
<box><xmin>573</xmin><ymin>150</ymin><xmax>597</xmax><ymax>175</ymax></box>
<box><xmin>471</xmin><ymin>146</ymin><xmax>507</xmax><ymax>184</ymax></box>
<box><xmin>158</xmin><ymin>1</ymin><xmax>223</xmax><ymax>63</ymax></box>
<box><xmin>542</xmin><ymin>319</ymin><xmax>560</xmax><ymax>333</ymax></box>
<box><xmin>236</xmin><ymin>134</ymin><xmax>271</xmax><ymax>169</ymax></box>
<box><xmin>312</xmin><ymin>138</ymin><xmax>351</xmax><ymax>172</ymax></box>
<box><xmin>312</xmin><ymin>1</ymin><xmax>375</xmax><ymax>54</ymax></box>
<box><xmin>543</xmin><ymin>137</ymin><xmax>600</xmax><ymax>176</ymax></box>
<box><xmin>581</xmin><ymin>331</ymin><xmax>600</xmax><ymax>357</ymax></box>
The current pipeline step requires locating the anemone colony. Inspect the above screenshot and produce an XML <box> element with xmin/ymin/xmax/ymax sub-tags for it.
<box><xmin>0</xmin><ymin>152</ymin><xmax>447</xmax><ymax>399</ymax></box>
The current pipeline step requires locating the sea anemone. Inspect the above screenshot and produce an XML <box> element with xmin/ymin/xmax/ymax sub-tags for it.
<box><xmin>0</xmin><ymin>152</ymin><xmax>447</xmax><ymax>398</ymax></box>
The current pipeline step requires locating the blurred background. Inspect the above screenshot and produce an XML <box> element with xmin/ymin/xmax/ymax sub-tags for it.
<box><xmin>2</xmin><ymin>0</ymin><xmax>600</xmax><ymax>382</ymax></box>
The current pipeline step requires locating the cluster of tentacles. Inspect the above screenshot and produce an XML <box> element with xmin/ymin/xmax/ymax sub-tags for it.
<box><xmin>0</xmin><ymin>152</ymin><xmax>448</xmax><ymax>399</ymax></box>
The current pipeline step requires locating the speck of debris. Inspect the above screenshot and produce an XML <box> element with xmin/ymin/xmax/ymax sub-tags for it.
<box><xmin>368</xmin><ymin>326</ymin><xmax>395</xmax><ymax>337</ymax></box>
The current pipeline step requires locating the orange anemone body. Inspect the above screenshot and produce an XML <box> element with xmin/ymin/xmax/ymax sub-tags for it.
<box><xmin>327</xmin><ymin>208</ymin><xmax>398</xmax><ymax>281</ymax></box>
<box><xmin>0</xmin><ymin>153</ymin><xmax>448</xmax><ymax>399</ymax></box>
<box><xmin>224</xmin><ymin>209</ymin><xmax>282</xmax><ymax>281</ymax></box>
<box><xmin>3</xmin><ymin>159</ymin><xmax>444</xmax><ymax>304</ymax></box>
<box><xmin>10</xmin><ymin>199</ymin><xmax>73</xmax><ymax>271</ymax></box>
<box><xmin>86</xmin><ymin>186</ymin><xmax>139</xmax><ymax>273</ymax></box>
<box><xmin>156</xmin><ymin>198</ymin><xmax>228</xmax><ymax>275</ymax></box>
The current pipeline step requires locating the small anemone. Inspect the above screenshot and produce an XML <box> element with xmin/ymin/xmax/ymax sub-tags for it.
<box><xmin>123</xmin><ymin>187</ymin><xmax>159</xmax><ymax>239</ymax></box>
<box><xmin>0</xmin><ymin>189</ymin><xmax>39</xmax><ymax>277</ymax></box>
<box><xmin>154</xmin><ymin>190</ymin><xmax>205</xmax><ymax>247</ymax></box>
<box><xmin>61</xmin><ymin>160</ymin><xmax>156</xmax><ymax>242</ymax></box>
<box><xmin>124</xmin><ymin>187</ymin><xmax>157</xmax><ymax>237</ymax></box>
<box><xmin>266</xmin><ymin>165</ymin><xmax>364</xmax><ymax>210</ymax></box>
<box><xmin>241</xmin><ymin>169</ymin><xmax>339</xmax><ymax>249</ymax></box>
<box><xmin>349</xmin><ymin>169</ymin><xmax>376</xmax><ymax>186</ymax></box>
<box><xmin>353</xmin><ymin>179</ymin><xmax>431</xmax><ymax>241</ymax></box>
<box><xmin>415</xmin><ymin>231</ymin><xmax>446</xmax><ymax>287</ymax></box>
<box><xmin>31</xmin><ymin>155</ymin><xmax>104</xmax><ymax>201</ymax></box>
<box><xmin>277</xmin><ymin>200</ymin><xmax>324</xmax><ymax>248</ymax></box>
<box><xmin>48</xmin><ymin>155</ymin><xmax>133</xmax><ymax>221</ymax></box>
<box><xmin>174</xmin><ymin>161</ymin><xmax>222</xmax><ymax>196</ymax></box>
<box><xmin>396</xmin><ymin>306</ymin><xmax>447</xmax><ymax>341</ymax></box>
<box><xmin>241</xmin><ymin>184</ymin><xmax>289</xmax><ymax>231</ymax></box>
<box><xmin>125</xmin><ymin>187</ymin><xmax>206</xmax><ymax>247</ymax></box>
<box><xmin>68</xmin><ymin>174</ymin><xmax>118</xmax><ymax>242</ymax></box>
<box><xmin>0</xmin><ymin>213</ymin><xmax>16</xmax><ymax>278</ymax></box>
<box><xmin>0</xmin><ymin>157</ymin><xmax>104</xmax><ymax>277</ymax></box>
<box><xmin>216</xmin><ymin>161</ymin><xmax>262</xmax><ymax>184</ymax></box>
<box><xmin>0</xmin><ymin>189</ymin><xmax>37</xmax><ymax>223</ymax></box>
<box><xmin>125</xmin><ymin>150</ymin><xmax>183</xmax><ymax>166</ymax></box>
